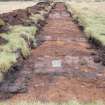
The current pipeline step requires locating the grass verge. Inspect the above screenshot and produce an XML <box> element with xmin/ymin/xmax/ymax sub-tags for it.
<box><xmin>0</xmin><ymin>25</ymin><xmax>37</xmax><ymax>81</ymax></box>
<box><xmin>66</xmin><ymin>2</ymin><xmax>105</xmax><ymax>46</ymax></box>
<box><xmin>0</xmin><ymin>100</ymin><xmax>104</xmax><ymax>105</ymax></box>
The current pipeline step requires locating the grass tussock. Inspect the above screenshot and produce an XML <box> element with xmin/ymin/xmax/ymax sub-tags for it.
<box><xmin>0</xmin><ymin>52</ymin><xmax>17</xmax><ymax>72</ymax></box>
<box><xmin>0</xmin><ymin>1</ymin><xmax>53</xmax><ymax>82</ymax></box>
<box><xmin>0</xmin><ymin>25</ymin><xmax>37</xmax><ymax>79</ymax></box>
<box><xmin>0</xmin><ymin>25</ymin><xmax>37</xmax><ymax>56</ymax></box>
<box><xmin>29</xmin><ymin>14</ymin><xmax>45</xmax><ymax>24</ymax></box>
<box><xmin>0</xmin><ymin>26</ymin><xmax>38</xmax><ymax>58</ymax></box>
<box><xmin>66</xmin><ymin>2</ymin><xmax>105</xmax><ymax>45</ymax></box>
<box><xmin>1</xmin><ymin>35</ymin><xmax>30</xmax><ymax>57</ymax></box>
<box><xmin>10</xmin><ymin>25</ymin><xmax>37</xmax><ymax>45</ymax></box>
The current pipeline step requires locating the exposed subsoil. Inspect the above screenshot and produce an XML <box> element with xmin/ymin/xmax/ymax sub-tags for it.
<box><xmin>1</xmin><ymin>2</ymin><xmax>105</xmax><ymax>103</ymax></box>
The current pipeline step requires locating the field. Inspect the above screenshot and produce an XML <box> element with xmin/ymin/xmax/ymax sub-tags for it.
<box><xmin>0</xmin><ymin>0</ymin><xmax>105</xmax><ymax>105</ymax></box>
<box><xmin>0</xmin><ymin>1</ymin><xmax>38</xmax><ymax>14</ymax></box>
<box><xmin>66</xmin><ymin>2</ymin><xmax>105</xmax><ymax>45</ymax></box>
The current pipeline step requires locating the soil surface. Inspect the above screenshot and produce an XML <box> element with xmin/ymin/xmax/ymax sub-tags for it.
<box><xmin>1</xmin><ymin>2</ymin><xmax>105</xmax><ymax>103</ymax></box>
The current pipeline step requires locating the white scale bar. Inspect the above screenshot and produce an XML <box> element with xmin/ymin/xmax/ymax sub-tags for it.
<box><xmin>52</xmin><ymin>60</ymin><xmax>62</xmax><ymax>67</ymax></box>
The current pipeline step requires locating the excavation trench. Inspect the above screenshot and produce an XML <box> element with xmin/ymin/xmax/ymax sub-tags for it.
<box><xmin>1</xmin><ymin>2</ymin><xmax>105</xmax><ymax>103</ymax></box>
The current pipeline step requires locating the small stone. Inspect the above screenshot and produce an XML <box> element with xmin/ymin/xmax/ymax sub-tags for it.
<box><xmin>90</xmin><ymin>52</ymin><xmax>97</xmax><ymax>56</ymax></box>
<box><xmin>102</xmin><ymin>61</ymin><xmax>105</xmax><ymax>66</ymax></box>
<box><xmin>94</xmin><ymin>57</ymin><xmax>101</xmax><ymax>63</ymax></box>
<box><xmin>79</xmin><ymin>59</ymin><xmax>87</xmax><ymax>65</ymax></box>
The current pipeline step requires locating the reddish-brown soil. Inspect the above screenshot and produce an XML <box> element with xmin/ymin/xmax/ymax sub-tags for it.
<box><xmin>1</xmin><ymin>2</ymin><xmax>105</xmax><ymax>103</ymax></box>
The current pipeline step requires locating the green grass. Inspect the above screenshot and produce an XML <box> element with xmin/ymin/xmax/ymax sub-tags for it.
<box><xmin>66</xmin><ymin>2</ymin><xmax>105</xmax><ymax>46</ymax></box>
<box><xmin>10</xmin><ymin>25</ymin><xmax>37</xmax><ymax>46</ymax></box>
<box><xmin>0</xmin><ymin>51</ymin><xmax>17</xmax><ymax>72</ymax></box>
<box><xmin>0</xmin><ymin>25</ymin><xmax>38</xmax><ymax>58</ymax></box>
<box><xmin>0</xmin><ymin>0</ymin><xmax>53</xmax><ymax>82</ymax></box>
<box><xmin>1</xmin><ymin>35</ymin><xmax>31</xmax><ymax>57</ymax></box>
<box><xmin>0</xmin><ymin>25</ymin><xmax>37</xmax><ymax>81</ymax></box>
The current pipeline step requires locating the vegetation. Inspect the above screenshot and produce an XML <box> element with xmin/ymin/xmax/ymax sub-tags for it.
<box><xmin>0</xmin><ymin>0</ymin><xmax>52</xmax><ymax>82</ymax></box>
<box><xmin>0</xmin><ymin>52</ymin><xmax>17</xmax><ymax>72</ymax></box>
<box><xmin>64</xmin><ymin>0</ymin><xmax>105</xmax><ymax>2</ymax></box>
<box><xmin>0</xmin><ymin>25</ymin><xmax>37</xmax><ymax>81</ymax></box>
<box><xmin>10</xmin><ymin>25</ymin><xmax>37</xmax><ymax>45</ymax></box>
<box><xmin>0</xmin><ymin>51</ymin><xmax>17</xmax><ymax>82</ymax></box>
<box><xmin>0</xmin><ymin>100</ymin><xmax>104</xmax><ymax>105</ymax></box>
<box><xmin>66</xmin><ymin>2</ymin><xmax>105</xmax><ymax>45</ymax></box>
<box><xmin>0</xmin><ymin>25</ymin><xmax>37</xmax><ymax>57</ymax></box>
<box><xmin>29</xmin><ymin>13</ymin><xmax>45</xmax><ymax>24</ymax></box>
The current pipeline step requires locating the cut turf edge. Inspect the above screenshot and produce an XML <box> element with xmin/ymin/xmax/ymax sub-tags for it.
<box><xmin>65</xmin><ymin>2</ymin><xmax>105</xmax><ymax>65</ymax></box>
<box><xmin>0</xmin><ymin>1</ymin><xmax>55</xmax><ymax>83</ymax></box>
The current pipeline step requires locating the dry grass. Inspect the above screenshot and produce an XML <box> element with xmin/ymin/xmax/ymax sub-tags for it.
<box><xmin>0</xmin><ymin>25</ymin><xmax>37</xmax><ymax>81</ymax></box>
<box><xmin>66</xmin><ymin>2</ymin><xmax>105</xmax><ymax>45</ymax></box>
<box><xmin>0</xmin><ymin>100</ymin><xmax>104</xmax><ymax>105</ymax></box>
<box><xmin>62</xmin><ymin>0</ymin><xmax>105</xmax><ymax>2</ymax></box>
<box><xmin>0</xmin><ymin>0</ymin><xmax>53</xmax><ymax>82</ymax></box>
<box><xmin>0</xmin><ymin>1</ymin><xmax>37</xmax><ymax>14</ymax></box>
